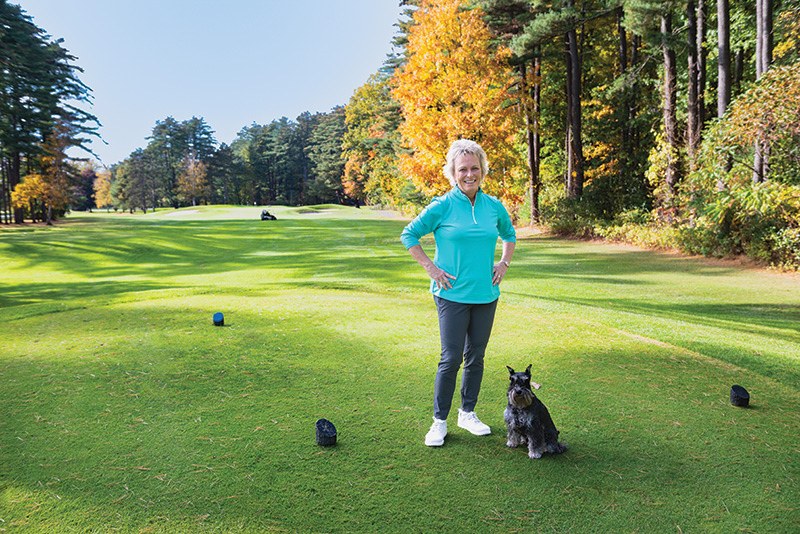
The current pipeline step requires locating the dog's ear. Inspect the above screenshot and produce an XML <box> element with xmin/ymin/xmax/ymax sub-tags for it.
<box><xmin>525</xmin><ymin>364</ymin><xmax>532</xmax><ymax>376</ymax></box>
<box><xmin>506</xmin><ymin>366</ymin><xmax>515</xmax><ymax>376</ymax></box>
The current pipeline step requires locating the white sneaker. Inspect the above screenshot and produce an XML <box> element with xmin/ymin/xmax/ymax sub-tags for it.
<box><xmin>457</xmin><ymin>409</ymin><xmax>491</xmax><ymax>436</ymax></box>
<box><xmin>425</xmin><ymin>418</ymin><xmax>447</xmax><ymax>446</ymax></box>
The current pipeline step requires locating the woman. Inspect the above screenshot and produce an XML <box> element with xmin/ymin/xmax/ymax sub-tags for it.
<box><xmin>400</xmin><ymin>139</ymin><xmax>516</xmax><ymax>446</ymax></box>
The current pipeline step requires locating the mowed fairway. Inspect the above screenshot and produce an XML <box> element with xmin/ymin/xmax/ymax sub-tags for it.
<box><xmin>1</xmin><ymin>205</ymin><xmax>798</xmax><ymax>533</ymax></box>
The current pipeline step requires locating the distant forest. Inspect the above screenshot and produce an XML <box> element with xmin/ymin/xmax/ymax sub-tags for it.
<box><xmin>1</xmin><ymin>0</ymin><xmax>798</xmax><ymax>268</ymax></box>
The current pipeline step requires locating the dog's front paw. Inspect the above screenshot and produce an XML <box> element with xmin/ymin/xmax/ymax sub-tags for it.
<box><xmin>528</xmin><ymin>450</ymin><xmax>543</xmax><ymax>459</ymax></box>
<box><xmin>506</xmin><ymin>440</ymin><xmax>517</xmax><ymax>448</ymax></box>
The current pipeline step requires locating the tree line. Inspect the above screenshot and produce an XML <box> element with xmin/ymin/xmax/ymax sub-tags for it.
<box><xmin>101</xmin><ymin>109</ymin><xmax>352</xmax><ymax>213</ymax></box>
<box><xmin>2</xmin><ymin>1</ymin><xmax>798</xmax><ymax>267</ymax></box>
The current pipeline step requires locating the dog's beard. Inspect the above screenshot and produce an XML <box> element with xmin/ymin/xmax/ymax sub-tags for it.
<box><xmin>509</xmin><ymin>389</ymin><xmax>533</xmax><ymax>408</ymax></box>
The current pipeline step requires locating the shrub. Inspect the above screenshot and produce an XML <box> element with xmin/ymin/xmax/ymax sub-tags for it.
<box><xmin>675</xmin><ymin>216</ymin><xmax>737</xmax><ymax>258</ymax></box>
<box><xmin>672</xmin><ymin>182</ymin><xmax>800</xmax><ymax>265</ymax></box>
<box><xmin>770</xmin><ymin>227</ymin><xmax>800</xmax><ymax>271</ymax></box>
<box><xmin>596</xmin><ymin>209</ymin><xmax>681</xmax><ymax>250</ymax></box>
<box><xmin>545</xmin><ymin>198</ymin><xmax>597</xmax><ymax>238</ymax></box>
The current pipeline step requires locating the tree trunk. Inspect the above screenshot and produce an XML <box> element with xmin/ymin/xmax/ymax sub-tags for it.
<box><xmin>533</xmin><ymin>52</ymin><xmax>541</xmax><ymax>224</ymax></box>
<box><xmin>717</xmin><ymin>0</ymin><xmax>731</xmax><ymax>119</ymax></box>
<box><xmin>662</xmin><ymin>13</ymin><xmax>680</xmax><ymax>203</ymax></box>
<box><xmin>618</xmin><ymin>8</ymin><xmax>637</xmax><ymax>188</ymax></box>
<box><xmin>687</xmin><ymin>0</ymin><xmax>700</xmax><ymax>171</ymax></box>
<box><xmin>618</xmin><ymin>7</ymin><xmax>629</xmax><ymax>177</ymax></box>
<box><xmin>717</xmin><ymin>0</ymin><xmax>732</xmax><ymax>180</ymax></box>
<box><xmin>753</xmin><ymin>0</ymin><xmax>773</xmax><ymax>183</ymax></box>
<box><xmin>755</xmin><ymin>0</ymin><xmax>773</xmax><ymax>76</ymax></box>
<box><xmin>697</xmin><ymin>0</ymin><xmax>707</xmax><ymax>130</ymax></box>
<box><xmin>567</xmin><ymin>24</ymin><xmax>584</xmax><ymax>199</ymax></box>
<box><xmin>10</xmin><ymin>152</ymin><xmax>24</xmax><ymax>223</ymax></box>
<box><xmin>565</xmin><ymin>34</ymin><xmax>574</xmax><ymax>196</ymax></box>
<box><xmin>519</xmin><ymin>57</ymin><xmax>542</xmax><ymax>225</ymax></box>
<box><xmin>733</xmin><ymin>48</ymin><xmax>744</xmax><ymax>91</ymax></box>
<box><xmin>629</xmin><ymin>34</ymin><xmax>640</xmax><ymax>159</ymax></box>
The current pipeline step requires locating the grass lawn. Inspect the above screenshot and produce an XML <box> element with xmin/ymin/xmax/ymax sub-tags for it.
<box><xmin>1</xmin><ymin>205</ymin><xmax>798</xmax><ymax>533</ymax></box>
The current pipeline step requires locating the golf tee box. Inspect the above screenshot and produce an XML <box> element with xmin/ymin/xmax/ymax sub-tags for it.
<box><xmin>213</xmin><ymin>312</ymin><xmax>224</xmax><ymax>326</ymax></box>
<box><xmin>316</xmin><ymin>418</ymin><xmax>337</xmax><ymax>446</ymax></box>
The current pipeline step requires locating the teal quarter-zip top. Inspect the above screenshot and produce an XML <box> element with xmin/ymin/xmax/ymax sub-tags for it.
<box><xmin>401</xmin><ymin>187</ymin><xmax>516</xmax><ymax>304</ymax></box>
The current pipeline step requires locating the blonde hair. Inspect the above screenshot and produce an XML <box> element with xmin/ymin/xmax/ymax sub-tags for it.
<box><xmin>443</xmin><ymin>139</ymin><xmax>488</xmax><ymax>187</ymax></box>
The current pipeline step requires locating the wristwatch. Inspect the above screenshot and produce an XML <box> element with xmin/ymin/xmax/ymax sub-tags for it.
<box><xmin>500</xmin><ymin>260</ymin><xmax>510</xmax><ymax>267</ymax></box>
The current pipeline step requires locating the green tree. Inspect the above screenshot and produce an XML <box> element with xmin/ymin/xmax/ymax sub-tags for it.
<box><xmin>146</xmin><ymin>117</ymin><xmax>186</xmax><ymax>208</ymax></box>
<box><xmin>231</xmin><ymin>115</ymin><xmax>316</xmax><ymax>206</ymax></box>
<box><xmin>0</xmin><ymin>1</ymin><xmax>98</xmax><ymax>223</ymax></box>
<box><xmin>343</xmin><ymin>72</ymin><xmax>405</xmax><ymax>208</ymax></box>
<box><xmin>307</xmin><ymin>107</ymin><xmax>347</xmax><ymax>204</ymax></box>
<box><xmin>112</xmin><ymin>148</ymin><xmax>157</xmax><ymax>213</ymax></box>
<box><xmin>476</xmin><ymin>0</ymin><xmax>544</xmax><ymax>222</ymax></box>
<box><xmin>510</xmin><ymin>0</ymin><xmax>598</xmax><ymax>201</ymax></box>
<box><xmin>183</xmin><ymin>116</ymin><xmax>217</xmax><ymax>162</ymax></box>
<box><xmin>294</xmin><ymin>111</ymin><xmax>321</xmax><ymax>203</ymax></box>
<box><xmin>207</xmin><ymin>143</ymin><xmax>236</xmax><ymax>204</ymax></box>
<box><xmin>142</xmin><ymin>116</ymin><xmax>217</xmax><ymax>207</ymax></box>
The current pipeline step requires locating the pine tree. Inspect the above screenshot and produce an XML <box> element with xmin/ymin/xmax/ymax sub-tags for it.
<box><xmin>307</xmin><ymin>107</ymin><xmax>347</xmax><ymax>205</ymax></box>
<box><xmin>0</xmin><ymin>2</ymin><xmax>98</xmax><ymax>223</ymax></box>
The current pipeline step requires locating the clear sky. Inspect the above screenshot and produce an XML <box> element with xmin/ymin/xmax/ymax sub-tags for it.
<box><xmin>18</xmin><ymin>0</ymin><xmax>404</xmax><ymax>166</ymax></box>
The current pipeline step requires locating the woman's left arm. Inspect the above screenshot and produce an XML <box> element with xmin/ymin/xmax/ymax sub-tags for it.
<box><xmin>492</xmin><ymin>240</ymin><xmax>516</xmax><ymax>286</ymax></box>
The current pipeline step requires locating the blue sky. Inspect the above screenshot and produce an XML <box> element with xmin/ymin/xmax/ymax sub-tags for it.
<box><xmin>18</xmin><ymin>1</ymin><xmax>404</xmax><ymax>166</ymax></box>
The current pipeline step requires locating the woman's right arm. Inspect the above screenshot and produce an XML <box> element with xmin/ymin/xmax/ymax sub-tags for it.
<box><xmin>401</xmin><ymin>200</ymin><xmax>455</xmax><ymax>291</ymax></box>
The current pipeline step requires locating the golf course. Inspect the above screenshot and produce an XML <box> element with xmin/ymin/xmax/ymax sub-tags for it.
<box><xmin>1</xmin><ymin>205</ymin><xmax>798</xmax><ymax>533</ymax></box>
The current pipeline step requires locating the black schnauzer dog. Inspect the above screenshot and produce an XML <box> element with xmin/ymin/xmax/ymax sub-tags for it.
<box><xmin>504</xmin><ymin>365</ymin><xmax>567</xmax><ymax>459</ymax></box>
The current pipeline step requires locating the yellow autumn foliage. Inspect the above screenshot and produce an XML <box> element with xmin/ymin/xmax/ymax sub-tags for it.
<box><xmin>391</xmin><ymin>0</ymin><xmax>525</xmax><ymax>205</ymax></box>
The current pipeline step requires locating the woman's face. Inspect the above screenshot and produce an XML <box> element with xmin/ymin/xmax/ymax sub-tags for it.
<box><xmin>453</xmin><ymin>153</ymin><xmax>482</xmax><ymax>200</ymax></box>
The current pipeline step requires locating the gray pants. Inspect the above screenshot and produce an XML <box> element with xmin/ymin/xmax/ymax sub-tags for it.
<box><xmin>433</xmin><ymin>296</ymin><xmax>499</xmax><ymax>420</ymax></box>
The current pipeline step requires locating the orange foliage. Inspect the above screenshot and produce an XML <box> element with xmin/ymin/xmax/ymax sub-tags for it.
<box><xmin>343</xmin><ymin>155</ymin><xmax>368</xmax><ymax>199</ymax></box>
<box><xmin>391</xmin><ymin>0</ymin><xmax>524</xmax><ymax>204</ymax></box>
<box><xmin>11</xmin><ymin>121</ymin><xmax>75</xmax><ymax>219</ymax></box>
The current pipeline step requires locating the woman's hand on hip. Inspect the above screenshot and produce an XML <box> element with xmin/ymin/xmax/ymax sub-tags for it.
<box><xmin>492</xmin><ymin>262</ymin><xmax>509</xmax><ymax>285</ymax></box>
<box><xmin>426</xmin><ymin>265</ymin><xmax>456</xmax><ymax>290</ymax></box>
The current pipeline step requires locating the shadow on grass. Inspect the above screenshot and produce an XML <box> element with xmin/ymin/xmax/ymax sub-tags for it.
<box><xmin>0</xmin><ymin>280</ymin><xmax>172</xmax><ymax>314</ymax></box>
<box><xmin>0</xmin><ymin>296</ymin><xmax>436</xmax><ymax>532</ymax></box>
<box><xmin>2</xmin><ymin>217</ymin><xmax>409</xmax><ymax>287</ymax></box>
<box><xmin>2</xmin><ymin>294</ymin><xmax>798</xmax><ymax>533</ymax></box>
<box><xmin>4</xmin><ymin>214</ymin><xmax>798</xmax><ymax>386</ymax></box>
<box><xmin>508</xmin><ymin>291</ymin><xmax>800</xmax><ymax>344</ymax></box>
